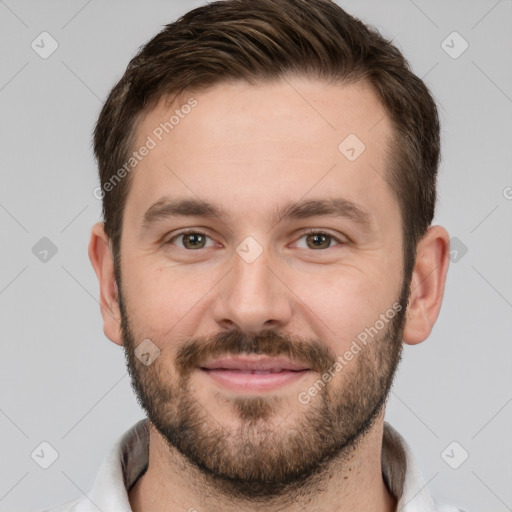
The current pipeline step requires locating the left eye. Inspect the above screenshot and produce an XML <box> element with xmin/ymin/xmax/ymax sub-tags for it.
<box><xmin>167</xmin><ymin>231</ymin><xmax>215</xmax><ymax>250</ymax></box>
<box><xmin>295</xmin><ymin>232</ymin><xmax>343</xmax><ymax>250</ymax></box>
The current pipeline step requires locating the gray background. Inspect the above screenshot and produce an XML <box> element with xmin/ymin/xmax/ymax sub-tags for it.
<box><xmin>1</xmin><ymin>1</ymin><xmax>511</xmax><ymax>511</ymax></box>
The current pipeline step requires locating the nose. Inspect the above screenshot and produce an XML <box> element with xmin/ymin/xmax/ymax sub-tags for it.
<box><xmin>212</xmin><ymin>244</ymin><xmax>293</xmax><ymax>334</ymax></box>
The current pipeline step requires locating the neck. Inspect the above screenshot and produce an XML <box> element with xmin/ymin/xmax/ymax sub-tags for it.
<box><xmin>129</xmin><ymin>416</ymin><xmax>397</xmax><ymax>512</ymax></box>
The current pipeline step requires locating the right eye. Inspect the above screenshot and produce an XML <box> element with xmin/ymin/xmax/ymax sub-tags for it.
<box><xmin>166</xmin><ymin>230</ymin><xmax>216</xmax><ymax>250</ymax></box>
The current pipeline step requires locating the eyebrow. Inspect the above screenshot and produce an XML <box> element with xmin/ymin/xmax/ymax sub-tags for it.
<box><xmin>141</xmin><ymin>196</ymin><xmax>374</xmax><ymax>232</ymax></box>
<box><xmin>142</xmin><ymin>198</ymin><xmax>226</xmax><ymax>229</ymax></box>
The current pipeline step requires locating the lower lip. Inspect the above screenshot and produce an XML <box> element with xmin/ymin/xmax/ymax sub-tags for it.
<box><xmin>200</xmin><ymin>368</ymin><xmax>310</xmax><ymax>392</ymax></box>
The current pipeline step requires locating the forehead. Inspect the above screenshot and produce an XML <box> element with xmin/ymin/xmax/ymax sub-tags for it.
<box><xmin>126</xmin><ymin>77</ymin><xmax>397</xmax><ymax>230</ymax></box>
<box><xmin>141</xmin><ymin>78</ymin><xmax>389</xmax><ymax>158</ymax></box>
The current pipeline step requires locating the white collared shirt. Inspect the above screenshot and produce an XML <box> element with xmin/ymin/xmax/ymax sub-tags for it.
<box><xmin>43</xmin><ymin>419</ymin><xmax>465</xmax><ymax>512</ymax></box>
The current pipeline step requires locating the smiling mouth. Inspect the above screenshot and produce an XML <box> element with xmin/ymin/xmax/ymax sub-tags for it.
<box><xmin>200</xmin><ymin>355</ymin><xmax>310</xmax><ymax>372</ymax></box>
<box><xmin>199</xmin><ymin>368</ymin><xmax>310</xmax><ymax>392</ymax></box>
<box><xmin>201</xmin><ymin>368</ymin><xmax>307</xmax><ymax>374</ymax></box>
<box><xmin>198</xmin><ymin>356</ymin><xmax>311</xmax><ymax>391</ymax></box>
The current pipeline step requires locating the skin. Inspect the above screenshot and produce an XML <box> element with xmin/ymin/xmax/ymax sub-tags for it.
<box><xmin>89</xmin><ymin>77</ymin><xmax>450</xmax><ymax>512</ymax></box>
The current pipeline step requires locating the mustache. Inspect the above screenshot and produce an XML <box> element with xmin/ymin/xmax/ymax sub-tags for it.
<box><xmin>174</xmin><ymin>329</ymin><xmax>337</xmax><ymax>378</ymax></box>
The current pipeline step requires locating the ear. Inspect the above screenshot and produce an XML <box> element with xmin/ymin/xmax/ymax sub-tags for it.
<box><xmin>88</xmin><ymin>222</ymin><xmax>123</xmax><ymax>346</ymax></box>
<box><xmin>403</xmin><ymin>225</ymin><xmax>450</xmax><ymax>345</ymax></box>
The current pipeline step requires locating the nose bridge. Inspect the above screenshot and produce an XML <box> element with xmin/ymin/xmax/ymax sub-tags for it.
<box><xmin>213</xmin><ymin>241</ymin><xmax>292</xmax><ymax>332</ymax></box>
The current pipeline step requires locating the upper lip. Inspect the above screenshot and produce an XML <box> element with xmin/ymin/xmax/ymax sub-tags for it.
<box><xmin>200</xmin><ymin>356</ymin><xmax>310</xmax><ymax>372</ymax></box>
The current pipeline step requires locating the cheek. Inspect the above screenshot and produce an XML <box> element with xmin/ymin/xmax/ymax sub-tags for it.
<box><xmin>121</xmin><ymin>260</ymin><xmax>219</xmax><ymax>336</ymax></box>
<box><xmin>290</xmin><ymin>265</ymin><xmax>399</xmax><ymax>352</ymax></box>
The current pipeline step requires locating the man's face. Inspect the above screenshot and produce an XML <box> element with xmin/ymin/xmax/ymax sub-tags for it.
<box><xmin>117</xmin><ymin>78</ymin><xmax>408</xmax><ymax>498</ymax></box>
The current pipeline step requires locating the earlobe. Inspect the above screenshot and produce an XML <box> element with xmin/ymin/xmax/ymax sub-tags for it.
<box><xmin>88</xmin><ymin>222</ymin><xmax>123</xmax><ymax>346</ymax></box>
<box><xmin>403</xmin><ymin>225</ymin><xmax>450</xmax><ymax>346</ymax></box>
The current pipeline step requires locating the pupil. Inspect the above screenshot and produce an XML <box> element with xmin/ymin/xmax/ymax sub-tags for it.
<box><xmin>185</xmin><ymin>233</ymin><xmax>204</xmax><ymax>248</ymax></box>
<box><xmin>308</xmin><ymin>233</ymin><xmax>329</xmax><ymax>249</ymax></box>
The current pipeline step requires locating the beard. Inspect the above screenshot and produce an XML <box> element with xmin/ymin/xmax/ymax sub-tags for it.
<box><xmin>118</xmin><ymin>277</ymin><xmax>409</xmax><ymax>501</ymax></box>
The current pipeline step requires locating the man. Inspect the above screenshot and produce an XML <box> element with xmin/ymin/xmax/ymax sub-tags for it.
<box><xmin>45</xmin><ymin>0</ymin><xmax>464</xmax><ymax>510</ymax></box>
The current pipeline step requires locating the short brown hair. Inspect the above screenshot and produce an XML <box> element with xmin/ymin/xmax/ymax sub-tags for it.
<box><xmin>93</xmin><ymin>0</ymin><xmax>440</xmax><ymax>283</ymax></box>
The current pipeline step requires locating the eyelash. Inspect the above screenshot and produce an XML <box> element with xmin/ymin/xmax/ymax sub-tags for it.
<box><xmin>165</xmin><ymin>229</ymin><xmax>346</xmax><ymax>250</ymax></box>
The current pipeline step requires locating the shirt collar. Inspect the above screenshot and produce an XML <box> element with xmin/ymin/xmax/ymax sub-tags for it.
<box><xmin>74</xmin><ymin>419</ymin><xmax>440</xmax><ymax>511</ymax></box>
